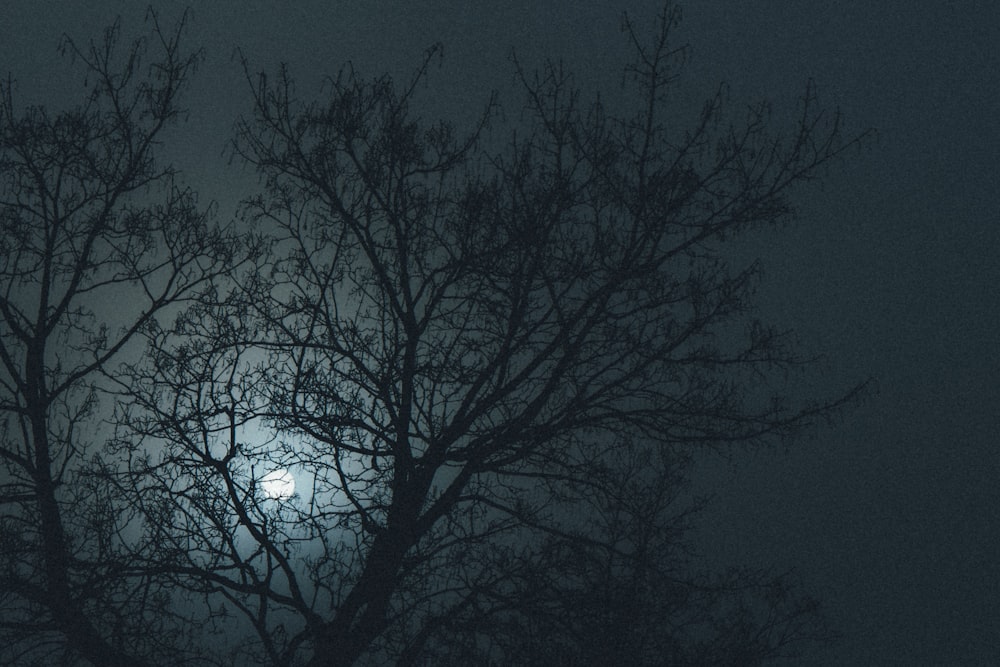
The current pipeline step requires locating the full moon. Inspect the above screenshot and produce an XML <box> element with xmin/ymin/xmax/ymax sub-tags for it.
<box><xmin>260</xmin><ymin>468</ymin><xmax>295</xmax><ymax>499</ymax></box>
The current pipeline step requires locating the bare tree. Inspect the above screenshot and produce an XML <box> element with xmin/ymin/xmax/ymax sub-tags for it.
<box><xmin>107</xmin><ymin>3</ymin><xmax>872</xmax><ymax>665</ymax></box>
<box><xmin>2</xmin><ymin>2</ymin><xmax>869</xmax><ymax>665</ymax></box>
<box><xmin>0</xmin><ymin>9</ymin><xmax>243</xmax><ymax>666</ymax></box>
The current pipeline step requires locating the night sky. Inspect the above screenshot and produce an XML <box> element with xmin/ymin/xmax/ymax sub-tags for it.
<box><xmin>4</xmin><ymin>1</ymin><xmax>998</xmax><ymax>663</ymax></box>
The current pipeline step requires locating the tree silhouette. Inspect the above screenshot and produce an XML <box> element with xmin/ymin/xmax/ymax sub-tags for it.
<box><xmin>0</xmin><ymin>9</ymin><xmax>246</xmax><ymax>666</ymax></box>
<box><xmin>1</xmin><ymin>3</ymin><xmax>868</xmax><ymax>665</ymax></box>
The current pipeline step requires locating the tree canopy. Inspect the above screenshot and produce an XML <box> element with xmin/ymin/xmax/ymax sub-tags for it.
<box><xmin>0</xmin><ymin>3</ymin><xmax>868</xmax><ymax>665</ymax></box>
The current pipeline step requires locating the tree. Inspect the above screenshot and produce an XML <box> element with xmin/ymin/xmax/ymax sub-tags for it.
<box><xmin>2</xmin><ymin>2</ymin><xmax>868</xmax><ymax>665</ymax></box>
<box><xmin>0</xmin><ymin>9</ymin><xmax>244</xmax><ymax>666</ymax></box>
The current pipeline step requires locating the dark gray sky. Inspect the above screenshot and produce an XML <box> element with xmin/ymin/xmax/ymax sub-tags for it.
<box><xmin>4</xmin><ymin>1</ymin><xmax>998</xmax><ymax>663</ymax></box>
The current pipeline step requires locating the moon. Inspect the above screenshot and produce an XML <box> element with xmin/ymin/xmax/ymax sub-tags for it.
<box><xmin>260</xmin><ymin>468</ymin><xmax>295</xmax><ymax>499</ymax></box>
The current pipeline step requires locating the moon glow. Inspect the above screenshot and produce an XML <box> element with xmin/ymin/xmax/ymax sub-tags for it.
<box><xmin>260</xmin><ymin>468</ymin><xmax>295</xmax><ymax>499</ymax></box>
